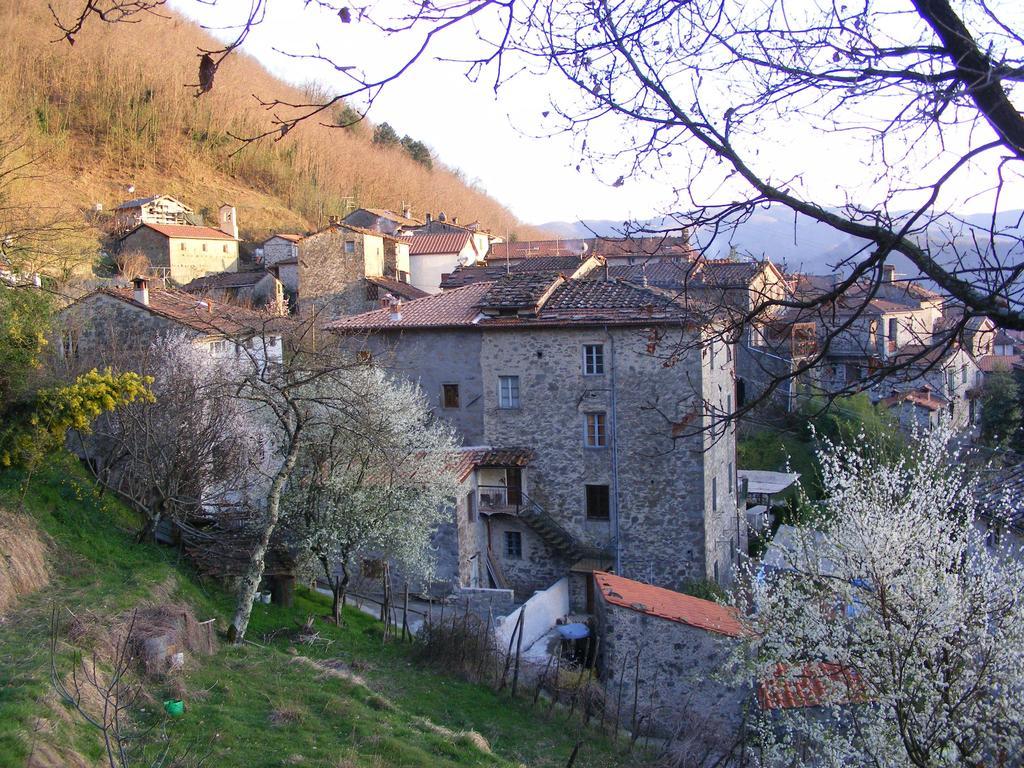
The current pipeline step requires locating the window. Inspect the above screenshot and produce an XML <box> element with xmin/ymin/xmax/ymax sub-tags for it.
<box><xmin>961</xmin><ymin>365</ymin><xmax>968</xmax><ymax>384</ymax></box>
<box><xmin>583</xmin><ymin>344</ymin><xmax>605</xmax><ymax>375</ymax></box>
<box><xmin>180</xmin><ymin>242</ymin><xmax>186</xmax><ymax>251</ymax></box>
<box><xmin>888</xmin><ymin>317</ymin><xmax>898</xmax><ymax>341</ymax></box>
<box><xmin>728</xmin><ymin>462</ymin><xmax>734</xmax><ymax>494</ymax></box>
<box><xmin>442</xmin><ymin>383</ymin><xmax>460</xmax><ymax>409</ymax></box>
<box><xmin>344</xmin><ymin>241</ymin><xmax>356</xmax><ymax>254</ymax></box>
<box><xmin>712</xmin><ymin>476</ymin><xmax>718</xmax><ymax>510</ymax></box>
<box><xmin>60</xmin><ymin>330</ymin><xmax>78</xmax><ymax>361</ymax></box>
<box><xmin>465</xmin><ymin>491</ymin><xmax>477</xmax><ymax>524</ymax></box>
<box><xmin>584</xmin><ymin>412</ymin><xmax>607</xmax><ymax>448</ymax></box>
<box><xmin>498</xmin><ymin>376</ymin><xmax>520</xmax><ymax>409</ymax></box>
<box><xmin>585</xmin><ymin>485</ymin><xmax>611</xmax><ymax>520</ymax></box>
<box><xmin>223</xmin><ymin>244</ymin><xmax>229</xmax><ymax>253</ymax></box>
<box><xmin>202</xmin><ymin>243</ymin><xmax>207</xmax><ymax>252</ymax></box>
<box><xmin>948</xmin><ymin>370</ymin><xmax>956</xmax><ymax>392</ymax></box>
<box><xmin>504</xmin><ymin>531</ymin><xmax>523</xmax><ymax>559</ymax></box>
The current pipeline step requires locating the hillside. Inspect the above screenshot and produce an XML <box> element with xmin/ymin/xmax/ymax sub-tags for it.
<box><xmin>0</xmin><ymin>0</ymin><xmax>545</xmax><ymax>266</ymax></box>
<box><xmin>0</xmin><ymin>457</ymin><xmax>631</xmax><ymax>768</ymax></box>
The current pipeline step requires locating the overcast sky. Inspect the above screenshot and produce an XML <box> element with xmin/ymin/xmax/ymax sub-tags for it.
<box><xmin>170</xmin><ymin>0</ymin><xmax>1023</xmax><ymax>228</ymax></box>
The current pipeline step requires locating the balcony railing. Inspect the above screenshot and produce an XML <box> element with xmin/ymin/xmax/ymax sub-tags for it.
<box><xmin>478</xmin><ymin>484</ymin><xmax>522</xmax><ymax>513</ymax></box>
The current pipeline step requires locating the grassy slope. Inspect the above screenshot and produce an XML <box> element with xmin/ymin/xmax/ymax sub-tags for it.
<box><xmin>0</xmin><ymin>458</ymin><xmax>629</xmax><ymax>768</ymax></box>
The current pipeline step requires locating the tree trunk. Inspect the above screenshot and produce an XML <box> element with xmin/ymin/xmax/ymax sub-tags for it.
<box><xmin>229</xmin><ymin>425</ymin><xmax>302</xmax><ymax>644</ymax></box>
<box><xmin>322</xmin><ymin>556</ymin><xmax>349</xmax><ymax>624</ymax></box>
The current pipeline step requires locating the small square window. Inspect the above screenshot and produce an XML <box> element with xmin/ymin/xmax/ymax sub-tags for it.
<box><xmin>498</xmin><ymin>376</ymin><xmax>520</xmax><ymax>409</ymax></box>
<box><xmin>583</xmin><ymin>344</ymin><xmax>605</xmax><ymax>375</ymax></box>
<box><xmin>584</xmin><ymin>412</ymin><xmax>607</xmax><ymax>448</ymax></box>
<box><xmin>442</xmin><ymin>383</ymin><xmax>460</xmax><ymax>409</ymax></box>
<box><xmin>223</xmin><ymin>244</ymin><xmax>228</xmax><ymax>253</ymax></box>
<box><xmin>202</xmin><ymin>243</ymin><xmax>207</xmax><ymax>252</ymax></box>
<box><xmin>344</xmin><ymin>241</ymin><xmax>356</xmax><ymax>254</ymax></box>
<box><xmin>585</xmin><ymin>485</ymin><xmax>610</xmax><ymax>520</ymax></box>
<box><xmin>505</xmin><ymin>531</ymin><xmax>523</xmax><ymax>559</ymax></box>
<box><xmin>180</xmin><ymin>242</ymin><xmax>186</xmax><ymax>251</ymax></box>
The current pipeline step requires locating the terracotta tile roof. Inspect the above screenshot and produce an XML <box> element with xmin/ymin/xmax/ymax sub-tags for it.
<box><xmin>880</xmin><ymin>387</ymin><xmax>948</xmax><ymax>412</ymax></box>
<box><xmin>453</xmin><ymin>446</ymin><xmax>534</xmax><ymax>482</ymax></box>
<box><xmin>123</xmin><ymin>223</ymin><xmax>237</xmax><ymax>241</ymax></box>
<box><xmin>490</xmin><ymin>236</ymin><xmax>694</xmax><ymax>261</ymax></box>
<box><xmin>183</xmin><ymin>270</ymin><xmax>274</xmax><ymax>291</ymax></box>
<box><xmin>328</xmin><ymin>281</ymin><xmax>492</xmax><ymax>330</ymax></box>
<box><xmin>365</xmin><ymin>275</ymin><xmax>429</xmax><ymax>301</ymax></box>
<box><xmin>267</xmin><ymin>233</ymin><xmax>304</xmax><ymax>243</ymax></box>
<box><xmin>96</xmin><ymin>286</ymin><xmax>282</xmax><ymax>336</ymax></box>
<box><xmin>328</xmin><ymin>276</ymin><xmax>708</xmax><ymax>332</ymax></box>
<box><xmin>440</xmin><ymin>257</ymin><xmax>586</xmax><ymax>289</ymax></box>
<box><xmin>757</xmin><ymin>662</ymin><xmax>866</xmax><ymax>710</ymax></box>
<box><xmin>408</xmin><ymin>231</ymin><xmax>473</xmax><ymax>256</ymax></box>
<box><xmin>978</xmin><ymin>354</ymin><xmax>1022</xmax><ymax>373</ymax></box>
<box><xmin>593</xmin><ymin>571</ymin><xmax>744</xmax><ymax>637</ymax></box>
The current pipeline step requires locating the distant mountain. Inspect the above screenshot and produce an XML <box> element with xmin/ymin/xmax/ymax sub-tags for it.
<box><xmin>539</xmin><ymin>208</ymin><xmax>1024</xmax><ymax>281</ymax></box>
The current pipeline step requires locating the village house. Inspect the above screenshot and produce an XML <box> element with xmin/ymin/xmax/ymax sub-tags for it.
<box><xmin>327</xmin><ymin>272</ymin><xmax>744</xmax><ymax>609</ymax></box>
<box><xmin>118</xmin><ymin>204</ymin><xmax>241</xmax><ymax>285</ymax></box>
<box><xmin>406</xmin><ymin>230</ymin><xmax>486</xmax><ymax>293</ymax></box>
<box><xmin>259</xmin><ymin>233</ymin><xmax>303</xmax><ymax>265</ymax></box>
<box><xmin>57</xmin><ymin>277</ymin><xmax>284</xmax><ymax>370</ymax></box>
<box><xmin>593</xmin><ymin>571</ymin><xmax>748</xmax><ymax>738</ymax></box>
<box><xmin>342</xmin><ymin>207</ymin><xmax>423</xmax><ymax>235</ymax></box>
<box><xmin>182</xmin><ymin>268</ymin><xmax>285</xmax><ymax>313</ymax></box>
<box><xmin>292</xmin><ymin>221</ymin><xmax>421</xmax><ymax>318</ymax></box>
<box><xmin>112</xmin><ymin>194</ymin><xmax>196</xmax><ymax>234</ymax></box>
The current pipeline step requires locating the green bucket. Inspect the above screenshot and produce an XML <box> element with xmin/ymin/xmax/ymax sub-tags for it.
<box><xmin>163</xmin><ymin>699</ymin><xmax>185</xmax><ymax>717</ymax></box>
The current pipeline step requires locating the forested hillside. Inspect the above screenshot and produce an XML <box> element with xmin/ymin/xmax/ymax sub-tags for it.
<box><xmin>0</xmin><ymin>0</ymin><xmax>543</xmax><ymax>268</ymax></box>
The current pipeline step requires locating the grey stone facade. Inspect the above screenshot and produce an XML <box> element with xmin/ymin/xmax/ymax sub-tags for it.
<box><xmin>594</xmin><ymin>578</ymin><xmax>749</xmax><ymax>738</ymax></box>
<box><xmin>297</xmin><ymin>227</ymin><xmax>382</xmax><ymax>318</ymax></box>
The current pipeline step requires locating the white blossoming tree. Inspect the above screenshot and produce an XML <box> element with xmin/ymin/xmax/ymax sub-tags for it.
<box><xmin>736</xmin><ymin>421</ymin><xmax>1024</xmax><ymax>767</ymax></box>
<box><xmin>282</xmin><ymin>367</ymin><xmax>460</xmax><ymax>624</ymax></box>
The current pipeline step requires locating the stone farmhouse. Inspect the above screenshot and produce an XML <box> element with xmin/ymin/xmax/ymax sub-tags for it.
<box><xmin>182</xmin><ymin>269</ymin><xmax>285</xmax><ymax>313</ymax></box>
<box><xmin>327</xmin><ymin>271</ymin><xmax>745</xmax><ymax>609</ymax></box>
<box><xmin>284</xmin><ymin>221</ymin><xmax>422</xmax><ymax>318</ymax></box>
<box><xmin>57</xmin><ymin>277</ymin><xmax>284</xmax><ymax>369</ymax></box>
<box><xmin>259</xmin><ymin>233</ymin><xmax>303</xmax><ymax>266</ymax></box>
<box><xmin>112</xmin><ymin>194</ymin><xmax>196</xmax><ymax>235</ymax></box>
<box><xmin>118</xmin><ymin>204</ymin><xmax>241</xmax><ymax>285</ymax></box>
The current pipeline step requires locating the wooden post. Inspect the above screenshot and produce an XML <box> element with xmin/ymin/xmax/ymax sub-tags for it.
<box><xmin>510</xmin><ymin>605</ymin><xmax>526</xmax><ymax>697</ymax></box>
<box><xmin>534</xmin><ymin>652</ymin><xmax>555</xmax><ymax>705</ymax></box>
<box><xmin>567</xmin><ymin>635</ymin><xmax>591</xmax><ymax>720</ymax></box>
<box><xmin>613</xmin><ymin>652</ymin><xmax>628</xmax><ymax>743</ymax></box>
<box><xmin>630</xmin><ymin>648</ymin><xmax>642</xmax><ymax>740</ymax></box>
<box><xmin>499</xmin><ymin>609</ymin><xmax>522</xmax><ymax>691</ymax></box>
<box><xmin>402</xmin><ymin>583</ymin><xmax>410</xmax><ymax>642</ymax></box>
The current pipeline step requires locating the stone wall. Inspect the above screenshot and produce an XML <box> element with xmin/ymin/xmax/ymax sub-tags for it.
<box><xmin>297</xmin><ymin>228</ymin><xmax>367</xmax><ymax>319</ymax></box>
<box><xmin>594</xmin><ymin>592</ymin><xmax>749</xmax><ymax>738</ymax></box>
<box><xmin>263</xmin><ymin>237</ymin><xmax>299</xmax><ymax>265</ymax></box>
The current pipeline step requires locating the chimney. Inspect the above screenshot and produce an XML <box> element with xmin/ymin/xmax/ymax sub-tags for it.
<box><xmin>641</xmin><ymin>262</ymin><xmax>649</xmax><ymax>288</ymax></box>
<box><xmin>425</xmin><ymin>212</ymin><xmax>432</xmax><ymax>225</ymax></box>
<box><xmin>882</xmin><ymin>263</ymin><xmax>896</xmax><ymax>283</ymax></box>
<box><xmin>438</xmin><ymin>211</ymin><xmax>447</xmax><ymax>222</ymax></box>
<box><xmin>452</xmin><ymin>216</ymin><xmax>459</xmax><ymax>225</ymax></box>
<box><xmin>132</xmin><ymin>276</ymin><xmax>149</xmax><ymax>306</ymax></box>
<box><xmin>218</xmin><ymin>204</ymin><xmax>239</xmax><ymax>239</ymax></box>
<box><xmin>403</xmin><ymin>206</ymin><xmax>412</xmax><ymax>219</ymax></box>
<box><xmin>389</xmin><ymin>297</ymin><xmax>403</xmax><ymax>322</ymax></box>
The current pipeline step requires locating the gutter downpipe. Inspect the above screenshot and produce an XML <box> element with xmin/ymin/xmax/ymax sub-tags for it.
<box><xmin>607</xmin><ymin>326</ymin><xmax>622</xmax><ymax>573</ymax></box>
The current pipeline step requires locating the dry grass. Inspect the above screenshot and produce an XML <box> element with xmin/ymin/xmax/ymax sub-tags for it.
<box><xmin>0</xmin><ymin>509</ymin><xmax>49</xmax><ymax>613</ymax></box>
<box><xmin>0</xmin><ymin>0</ymin><xmax>548</xmax><ymax>258</ymax></box>
<box><xmin>411</xmin><ymin>716</ymin><xmax>493</xmax><ymax>755</ymax></box>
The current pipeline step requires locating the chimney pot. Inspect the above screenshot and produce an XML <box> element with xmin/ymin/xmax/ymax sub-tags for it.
<box><xmin>389</xmin><ymin>298</ymin><xmax>403</xmax><ymax>322</ymax></box>
<box><xmin>882</xmin><ymin>263</ymin><xmax>896</xmax><ymax>282</ymax></box>
<box><xmin>452</xmin><ymin>216</ymin><xmax>459</xmax><ymax>225</ymax></box>
<box><xmin>425</xmin><ymin>212</ymin><xmax>432</xmax><ymax>225</ymax></box>
<box><xmin>132</xmin><ymin>276</ymin><xmax>150</xmax><ymax>306</ymax></box>
<box><xmin>403</xmin><ymin>206</ymin><xmax>412</xmax><ymax>219</ymax></box>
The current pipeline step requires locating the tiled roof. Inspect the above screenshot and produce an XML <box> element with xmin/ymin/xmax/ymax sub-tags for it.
<box><xmin>479</xmin><ymin>273</ymin><xmax>565</xmax><ymax>311</ymax></box>
<box><xmin>978</xmin><ymin>354</ymin><xmax>1022</xmax><ymax>373</ymax></box>
<box><xmin>490</xmin><ymin>235</ymin><xmax>694</xmax><ymax>261</ymax></box>
<box><xmin>267</xmin><ymin>233</ymin><xmax>304</xmax><ymax>243</ymax></box>
<box><xmin>123</xmin><ymin>223</ymin><xmax>236</xmax><ymax>241</ymax></box>
<box><xmin>757</xmin><ymin>662</ymin><xmax>865</xmax><ymax>710</ymax></box>
<box><xmin>183</xmin><ymin>270</ymin><xmax>273</xmax><ymax>291</ymax></box>
<box><xmin>453</xmin><ymin>447</ymin><xmax>534</xmax><ymax>482</ymax></box>
<box><xmin>96</xmin><ymin>286</ymin><xmax>281</xmax><ymax>336</ymax></box>
<box><xmin>440</xmin><ymin>257</ymin><xmax>586</xmax><ymax>289</ymax></box>
<box><xmin>328</xmin><ymin>276</ymin><xmax>707</xmax><ymax>332</ymax></box>
<box><xmin>880</xmin><ymin>388</ymin><xmax>948</xmax><ymax>412</ymax></box>
<box><xmin>593</xmin><ymin>571</ymin><xmax>744</xmax><ymax>637</ymax></box>
<box><xmin>365</xmin><ymin>275</ymin><xmax>429</xmax><ymax>301</ymax></box>
<box><xmin>335</xmin><ymin>223</ymin><xmax>404</xmax><ymax>243</ymax></box>
<box><xmin>408</xmin><ymin>231</ymin><xmax>473</xmax><ymax>256</ymax></box>
<box><xmin>354</xmin><ymin>208</ymin><xmax>424</xmax><ymax>228</ymax></box>
<box><xmin>788</xmin><ymin>273</ymin><xmax>942</xmax><ymax>313</ymax></box>
<box><xmin>115</xmin><ymin>194</ymin><xmax>191</xmax><ymax>211</ymax></box>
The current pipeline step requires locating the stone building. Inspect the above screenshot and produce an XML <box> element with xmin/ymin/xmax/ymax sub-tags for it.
<box><xmin>118</xmin><ymin>205</ymin><xmax>241</xmax><ymax>286</ymax></box>
<box><xmin>260</xmin><ymin>233</ymin><xmax>303</xmax><ymax>265</ymax></box>
<box><xmin>294</xmin><ymin>222</ymin><xmax>418</xmax><ymax>318</ymax></box>
<box><xmin>593</xmin><ymin>571</ymin><xmax>749</xmax><ymax>738</ymax></box>
<box><xmin>57</xmin><ymin>278</ymin><xmax>284</xmax><ymax>369</ymax></box>
<box><xmin>328</xmin><ymin>272</ymin><xmax>745</xmax><ymax>607</ymax></box>
<box><xmin>112</xmin><ymin>194</ymin><xmax>195</xmax><ymax>234</ymax></box>
<box><xmin>342</xmin><ymin>207</ymin><xmax>423</xmax><ymax>235</ymax></box>
<box><xmin>182</xmin><ymin>269</ymin><xmax>285</xmax><ymax>313</ymax></box>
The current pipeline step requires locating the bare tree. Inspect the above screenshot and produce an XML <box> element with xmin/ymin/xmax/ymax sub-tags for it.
<box><xmin>45</xmin><ymin>0</ymin><xmax>1024</xmax><ymax>411</ymax></box>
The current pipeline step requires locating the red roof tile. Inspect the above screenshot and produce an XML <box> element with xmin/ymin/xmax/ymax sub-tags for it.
<box><xmin>880</xmin><ymin>388</ymin><xmax>948</xmax><ymax>412</ymax></box>
<box><xmin>95</xmin><ymin>286</ymin><xmax>283</xmax><ymax>336</ymax></box>
<box><xmin>328</xmin><ymin>281</ymin><xmax>492</xmax><ymax>330</ymax></box>
<box><xmin>409</xmin><ymin>231</ymin><xmax>473</xmax><ymax>256</ymax></box>
<box><xmin>453</xmin><ymin>447</ymin><xmax>534</xmax><ymax>482</ymax></box>
<box><xmin>594</xmin><ymin>571</ymin><xmax>744</xmax><ymax>637</ymax></box>
<box><xmin>125</xmin><ymin>223</ymin><xmax>237</xmax><ymax>241</ymax></box>
<box><xmin>757</xmin><ymin>662</ymin><xmax>866</xmax><ymax>710</ymax></box>
<box><xmin>365</xmin><ymin>276</ymin><xmax>430</xmax><ymax>301</ymax></box>
<box><xmin>978</xmin><ymin>354</ymin><xmax>1021</xmax><ymax>373</ymax></box>
<box><xmin>269</xmin><ymin>233</ymin><xmax>304</xmax><ymax>243</ymax></box>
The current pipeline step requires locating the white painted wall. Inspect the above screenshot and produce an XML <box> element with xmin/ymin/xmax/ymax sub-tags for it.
<box><xmin>494</xmin><ymin>576</ymin><xmax>569</xmax><ymax>651</ymax></box>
